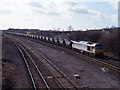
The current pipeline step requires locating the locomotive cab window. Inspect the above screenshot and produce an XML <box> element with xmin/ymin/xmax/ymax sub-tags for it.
<box><xmin>90</xmin><ymin>47</ymin><xmax>94</xmax><ymax>51</ymax></box>
<box><xmin>87</xmin><ymin>46</ymin><xmax>90</xmax><ymax>51</ymax></box>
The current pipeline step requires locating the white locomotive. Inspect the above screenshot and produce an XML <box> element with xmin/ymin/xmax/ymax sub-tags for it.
<box><xmin>72</xmin><ymin>41</ymin><xmax>104</xmax><ymax>56</ymax></box>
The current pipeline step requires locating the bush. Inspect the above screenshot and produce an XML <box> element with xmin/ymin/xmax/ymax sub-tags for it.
<box><xmin>99</xmin><ymin>29</ymin><xmax>120</xmax><ymax>58</ymax></box>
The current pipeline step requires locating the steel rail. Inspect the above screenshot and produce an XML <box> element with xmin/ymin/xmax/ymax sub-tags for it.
<box><xmin>18</xmin><ymin>43</ymin><xmax>50</xmax><ymax>89</ymax></box>
<box><xmin>9</xmin><ymin>34</ymin><xmax>120</xmax><ymax>87</ymax></box>
<box><xmin>74</xmin><ymin>51</ymin><xmax>120</xmax><ymax>71</ymax></box>
<box><xmin>70</xmin><ymin>50</ymin><xmax>120</xmax><ymax>73</ymax></box>
<box><xmin>12</xmin><ymin>41</ymin><xmax>37</xmax><ymax>90</ymax></box>
<box><xmin>29</xmin><ymin>37</ymin><xmax>120</xmax><ymax>72</ymax></box>
<box><xmin>9</xmin><ymin>33</ymin><xmax>120</xmax><ymax>71</ymax></box>
<box><xmin>24</xmin><ymin>44</ymin><xmax>79</xmax><ymax>88</ymax></box>
<box><xmin>15</xmin><ymin>34</ymin><xmax>120</xmax><ymax>74</ymax></box>
<box><xmin>9</xmin><ymin>35</ymin><xmax>78</xmax><ymax>88</ymax></box>
<box><xmin>68</xmin><ymin>48</ymin><xmax>120</xmax><ymax>72</ymax></box>
<box><xmin>95</xmin><ymin>58</ymin><xmax>120</xmax><ymax>71</ymax></box>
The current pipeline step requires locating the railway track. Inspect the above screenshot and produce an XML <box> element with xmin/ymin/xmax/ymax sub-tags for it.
<box><xmin>13</xmin><ymin>41</ymin><xmax>50</xmax><ymax>89</ymax></box>
<box><xmin>95</xmin><ymin>58</ymin><xmax>120</xmax><ymax>71</ymax></box>
<box><xmin>70</xmin><ymin>49</ymin><xmax>120</xmax><ymax>73</ymax></box>
<box><xmin>23</xmin><ymin>36</ymin><xmax>120</xmax><ymax>75</ymax></box>
<box><xmin>9</xmin><ymin>37</ymin><xmax>79</xmax><ymax>89</ymax></box>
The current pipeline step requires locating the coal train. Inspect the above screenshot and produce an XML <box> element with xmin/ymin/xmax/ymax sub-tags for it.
<box><xmin>7</xmin><ymin>32</ymin><xmax>104</xmax><ymax>57</ymax></box>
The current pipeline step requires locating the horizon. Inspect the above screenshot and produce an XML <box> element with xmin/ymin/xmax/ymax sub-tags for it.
<box><xmin>3</xmin><ymin>26</ymin><xmax>118</xmax><ymax>32</ymax></box>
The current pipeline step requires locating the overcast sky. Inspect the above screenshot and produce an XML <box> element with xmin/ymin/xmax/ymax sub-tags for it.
<box><xmin>0</xmin><ymin>0</ymin><xmax>119</xmax><ymax>30</ymax></box>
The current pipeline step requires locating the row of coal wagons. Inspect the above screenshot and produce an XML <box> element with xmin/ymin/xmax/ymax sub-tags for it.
<box><xmin>24</xmin><ymin>34</ymin><xmax>72</xmax><ymax>47</ymax></box>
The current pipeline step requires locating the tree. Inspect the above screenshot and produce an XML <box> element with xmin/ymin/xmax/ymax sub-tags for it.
<box><xmin>68</xmin><ymin>25</ymin><xmax>74</xmax><ymax>31</ymax></box>
<box><xmin>57</xmin><ymin>28</ymin><xmax>60</xmax><ymax>31</ymax></box>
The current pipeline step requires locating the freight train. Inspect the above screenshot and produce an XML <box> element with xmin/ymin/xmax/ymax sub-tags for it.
<box><xmin>7</xmin><ymin>32</ymin><xmax>104</xmax><ymax>57</ymax></box>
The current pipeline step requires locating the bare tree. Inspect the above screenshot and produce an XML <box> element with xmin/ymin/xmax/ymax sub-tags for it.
<box><xmin>68</xmin><ymin>25</ymin><xmax>74</xmax><ymax>31</ymax></box>
<box><xmin>57</xmin><ymin>28</ymin><xmax>60</xmax><ymax>31</ymax></box>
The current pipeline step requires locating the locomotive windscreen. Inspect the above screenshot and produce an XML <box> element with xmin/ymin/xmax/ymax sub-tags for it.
<box><xmin>95</xmin><ymin>44</ymin><xmax>103</xmax><ymax>50</ymax></box>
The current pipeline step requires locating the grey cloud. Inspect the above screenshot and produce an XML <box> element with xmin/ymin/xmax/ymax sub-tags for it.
<box><xmin>33</xmin><ymin>9</ymin><xmax>60</xmax><ymax>16</ymax></box>
<box><xmin>27</xmin><ymin>1</ymin><xmax>46</xmax><ymax>9</ymax></box>
<box><xmin>47</xmin><ymin>12</ymin><xmax>60</xmax><ymax>16</ymax></box>
<box><xmin>64</xmin><ymin>1</ymin><xmax>81</xmax><ymax>7</ymax></box>
<box><xmin>64</xmin><ymin>1</ymin><xmax>75</xmax><ymax>6</ymax></box>
<box><xmin>65</xmin><ymin>2</ymin><xmax>101</xmax><ymax>15</ymax></box>
<box><xmin>34</xmin><ymin>9</ymin><xmax>45</xmax><ymax>14</ymax></box>
<box><xmin>27</xmin><ymin>1</ymin><xmax>60</xmax><ymax>16</ymax></box>
<box><xmin>69</xmin><ymin>7</ymin><xmax>88</xmax><ymax>14</ymax></box>
<box><xmin>64</xmin><ymin>1</ymin><xmax>89</xmax><ymax>14</ymax></box>
<box><xmin>0</xmin><ymin>9</ymin><xmax>12</xmax><ymax>14</ymax></box>
<box><xmin>64</xmin><ymin>1</ymin><xmax>107</xmax><ymax>21</ymax></box>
